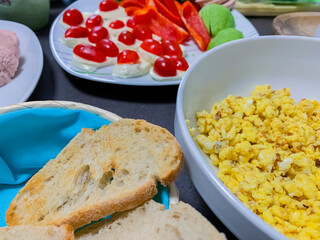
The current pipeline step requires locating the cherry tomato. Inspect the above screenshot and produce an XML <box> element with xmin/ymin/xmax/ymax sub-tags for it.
<box><xmin>65</xmin><ymin>26</ymin><xmax>89</xmax><ymax>38</ymax></box>
<box><xmin>153</xmin><ymin>57</ymin><xmax>176</xmax><ymax>77</ymax></box>
<box><xmin>85</xmin><ymin>14</ymin><xmax>103</xmax><ymax>29</ymax></box>
<box><xmin>126</xmin><ymin>18</ymin><xmax>137</xmax><ymax>28</ymax></box>
<box><xmin>109</xmin><ymin>20</ymin><xmax>125</xmax><ymax>29</ymax></box>
<box><xmin>118</xmin><ymin>30</ymin><xmax>136</xmax><ymax>45</ymax></box>
<box><xmin>140</xmin><ymin>39</ymin><xmax>164</xmax><ymax>56</ymax></box>
<box><xmin>117</xmin><ymin>50</ymin><xmax>140</xmax><ymax>64</ymax></box>
<box><xmin>170</xmin><ymin>55</ymin><xmax>189</xmax><ymax>71</ymax></box>
<box><xmin>63</xmin><ymin>8</ymin><xmax>83</xmax><ymax>26</ymax></box>
<box><xmin>88</xmin><ymin>26</ymin><xmax>109</xmax><ymax>43</ymax></box>
<box><xmin>161</xmin><ymin>40</ymin><xmax>183</xmax><ymax>57</ymax></box>
<box><xmin>96</xmin><ymin>39</ymin><xmax>119</xmax><ymax>57</ymax></box>
<box><xmin>99</xmin><ymin>0</ymin><xmax>118</xmax><ymax>11</ymax></box>
<box><xmin>132</xmin><ymin>25</ymin><xmax>153</xmax><ymax>41</ymax></box>
<box><xmin>73</xmin><ymin>44</ymin><xmax>106</xmax><ymax>63</ymax></box>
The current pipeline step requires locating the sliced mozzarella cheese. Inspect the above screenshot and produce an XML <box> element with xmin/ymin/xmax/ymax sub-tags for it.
<box><xmin>137</xmin><ymin>47</ymin><xmax>161</xmax><ymax>64</ymax></box>
<box><xmin>59</xmin><ymin>19</ymin><xmax>73</xmax><ymax>30</ymax></box>
<box><xmin>95</xmin><ymin>7</ymin><xmax>126</xmax><ymax>20</ymax></box>
<box><xmin>152</xmin><ymin>34</ymin><xmax>162</xmax><ymax>42</ymax></box>
<box><xmin>149</xmin><ymin>67</ymin><xmax>185</xmax><ymax>81</ymax></box>
<box><xmin>180</xmin><ymin>44</ymin><xmax>187</xmax><ymax>57</ymax></box>
<box><xmin>103</xmin><ymin>17</ymin><xmax>131</xmax><ymax>37</ymax></box>
<box><xmin>107</xmin><ymin>26</ymin><xmax>131</xmax><ymax>38</ymax></box>
<box><xmin>103</xmin><ymin>17</ymin><xmax>130</xmax><ymax>27</ymax></box>
<box><xmin>115</xmin><ymin>39</ymin><xmax>141</xmax><ymax>52</ymax></box>
<box><xmin>61</xmin><ymin>37</ymin><xmax>91</xmax><ymax>48</ymax></box>
<box><xmin>72</xmin><ymin>54</ymin><xmax>116</xmax><ymax>72</ymax></box>
<box><xmin>112</xmin><ymin>60</ymin><xmax>151</xmax><ymax>78</ymax></box>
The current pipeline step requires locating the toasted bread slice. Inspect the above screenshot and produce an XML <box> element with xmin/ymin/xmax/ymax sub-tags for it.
<box><xmin>0</xmin><ymin>225</ymin><xmax>74</xmax><ymax>240</ymax></box>
<box><xmin>75</xmin><ymin>200</ymin><xmax>226</xmax><ymax>240</ymax></box>
<box><xmin>6</xmin><ymin>119</ymin><xmax>183</xmax><ymax>229</ymax></box>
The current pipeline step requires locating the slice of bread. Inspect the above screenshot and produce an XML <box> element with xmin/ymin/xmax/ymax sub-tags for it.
<box><xmin>6</xmin><ymin>119</ymin><xmax>183</xmax><ymax>229</ymax></box>
<box><xmin>75</xmin><ymin>200</ymin><xmax>227</xmax><ymax>240</ymax></box>
<box><xmin>0</xmin><ymin>225</ymin><xmax>74</xmax><ymax>240</ymax></box>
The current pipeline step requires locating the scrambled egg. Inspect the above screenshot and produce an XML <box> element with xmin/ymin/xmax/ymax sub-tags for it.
<box><xmin>192</xmin><ymin>85</ymin><xmax>320</xmax><ymax>240</ymax></box>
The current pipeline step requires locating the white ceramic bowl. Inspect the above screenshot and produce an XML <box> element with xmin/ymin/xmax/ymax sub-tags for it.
<box><xmin>174</xmin><ymin>36</ymin><xmax>320</xmax><ymax>240</ymax></box>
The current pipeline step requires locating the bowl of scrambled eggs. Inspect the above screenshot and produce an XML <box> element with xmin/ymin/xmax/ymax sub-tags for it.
<box><xmin>174</xmin><ymin>36</ymin><xmax>320</xmax><ymax>240</ymax></box>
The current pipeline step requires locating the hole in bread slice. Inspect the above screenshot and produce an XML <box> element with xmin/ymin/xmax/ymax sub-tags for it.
<box><xmin>99</xmin><ymin>170</ymin><xmax>114</xmax><ymax>189</ymax></box>
<box><xmin>74</xmin><ymin>165</ymin><xmax>90</xmax><ymax>189</ymax></box>
<box><xmin>56</xmin><ymin>197</ymin><xmax>70</xmax><ymax>212</ymax></box>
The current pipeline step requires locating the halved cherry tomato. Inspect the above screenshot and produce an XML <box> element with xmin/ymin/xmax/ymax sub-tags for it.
<box><xmin>118</xmin><ymin>30</ymin><xmax>136</xmax><ymax>45</ymax></box>
<box><xmin>99</xmin><ymin>0</ymin><xmax>118</xmax><ymax>11</ymax></box>
<box><xmin>63</xmin><ymin>8</ymin><xmax>83</xmax><ymax>26</ymax></box>
<box><xmin>85</xmin><ymin>14</ymin><xmax>103</xmax><ymax>29</ymax></box>
<box><xmin>162</xmin><ymin>40</ymin><xmax>183</xmax><ymax>57</ymax></box>
<box><xmin>109</xmin><ymin>20</ymin><xmax>125</xmax><ymax>29</ymax></box>
<box><xmin>73</xmin><ymin>44</ymin><xmax>106</xmax><ymax>63</ymax></box>
<box><xmin>132</xmin><ymin>25</ymin><xmax>153</xmax><ymax>41</ymax></box>
<box><xmin>65</xmin><ymin>26</ymin><xmax>89</xmax><ymax>38</ymax></box>
<box><xmin>140</xmin><ymin>39</ymin><xmax>164</xmax><ymax>56</ymax></box>
<box><xmin>117</xmin><ymin>50</ymin><xmax>140</xmax><ymax>64</ymax></box>
<box><xmin>170</xmin><ymin>55</ymin><xmax>188</xmax><ymax>71</ymax></box>
<box><xmin>96</xmin><ymin>39</ymin><xmax>119</xmax><ymax>57</ymax></box>
<box><xmin>153</xmin><ymin>57</ymin><xmax>176</xmax><ymax>77</ymax></box>
<box><xmin>88</xmin><ymin>26</ymin><xmax>109</xmax><ymax>43</ymax></box>
<box><xmin>126</xmin><ymin>18</ymin><xmax>137</xmax><ymax>28</ymax></box>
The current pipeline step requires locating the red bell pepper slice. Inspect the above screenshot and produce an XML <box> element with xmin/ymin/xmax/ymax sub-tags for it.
<box><xmin>153</xmin><ymin>0</ymin><xmax>185</xmax><ymax>29</ymax></box>
<box><xmin>121</xmin><ymin>0</ymin><xmax>146</xmax><ymax>6</ymax></box>
<box><xmin>163</xmin><ymin>0</ymin><xmax>180</xmax><ymax>17</ymax></box>
<box><xmin>133</xmin><ymin>7</ymin><xmax>157</xmax><ymax>24</ymax></box>
<box><xmin>120</xmin><ymin>0</ymin><xmax>145</xmax><ymax>8</ymax></box>
<box><xmin>134</xmin><ymin>7</ymin><xmax>189</xmax><ymax>43</ymax></box>
<box><xmin>177</xmin><ymin>1</ymin><xmax>210</xmax><ymax>51</ymax></box>
<box><xmin>149</xmin><ymin>15</ymin><xmax>189</xmax><ymax>44</ymax></box>
<box><xmin>125</xmin><ymin>6</ymin><xmax>142</xmax><ymax>16</ymax></box>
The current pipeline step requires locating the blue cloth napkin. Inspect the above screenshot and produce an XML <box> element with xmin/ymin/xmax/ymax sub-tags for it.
<box><xmin>0</xmin><ymin>108</ymin><xmax>169</xmax><ymax>227</ymax></box>
<box><xmin>0</xmin><ymin>108</ymin><xmax>111</xmax><ymax>226</ymax></box>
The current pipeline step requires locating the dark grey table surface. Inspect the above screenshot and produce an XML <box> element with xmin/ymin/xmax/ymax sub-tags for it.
<box><xmin>28</xmin><ymin>2</ymin><xmax>275</xmax><ymax>239</ymax></box>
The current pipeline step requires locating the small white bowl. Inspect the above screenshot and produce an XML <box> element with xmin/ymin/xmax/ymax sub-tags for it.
<box><xmin>174</xmin><ymin>36</ymin><xmax>320</xmax><ymax>240</ymax></box>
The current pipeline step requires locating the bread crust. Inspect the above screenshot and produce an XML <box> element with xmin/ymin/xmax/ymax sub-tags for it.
<box><xmin>50</xmin><ymin>180</ymin><xmax>157</xmax><ymax>229</ymax></box>
<box><xmin>5</xmin><ymin>119</ymin><xmax>183</xmax><ymax>229</ymax></box>
<box><xmin>0</xmin><ymin>224</ymin><xmax>75</xmax><ymax>240</ymax></box>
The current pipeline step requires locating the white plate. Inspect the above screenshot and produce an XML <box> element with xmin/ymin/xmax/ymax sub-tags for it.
<box><xmin>49</xmin><ymin>0</ymin><xmax>259</xmax><ymax>86</ymax></box>
<box><xmin>0</xmin><ymin>20</ymin><xmax>43</xmax><ymax>107</ymax></box>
